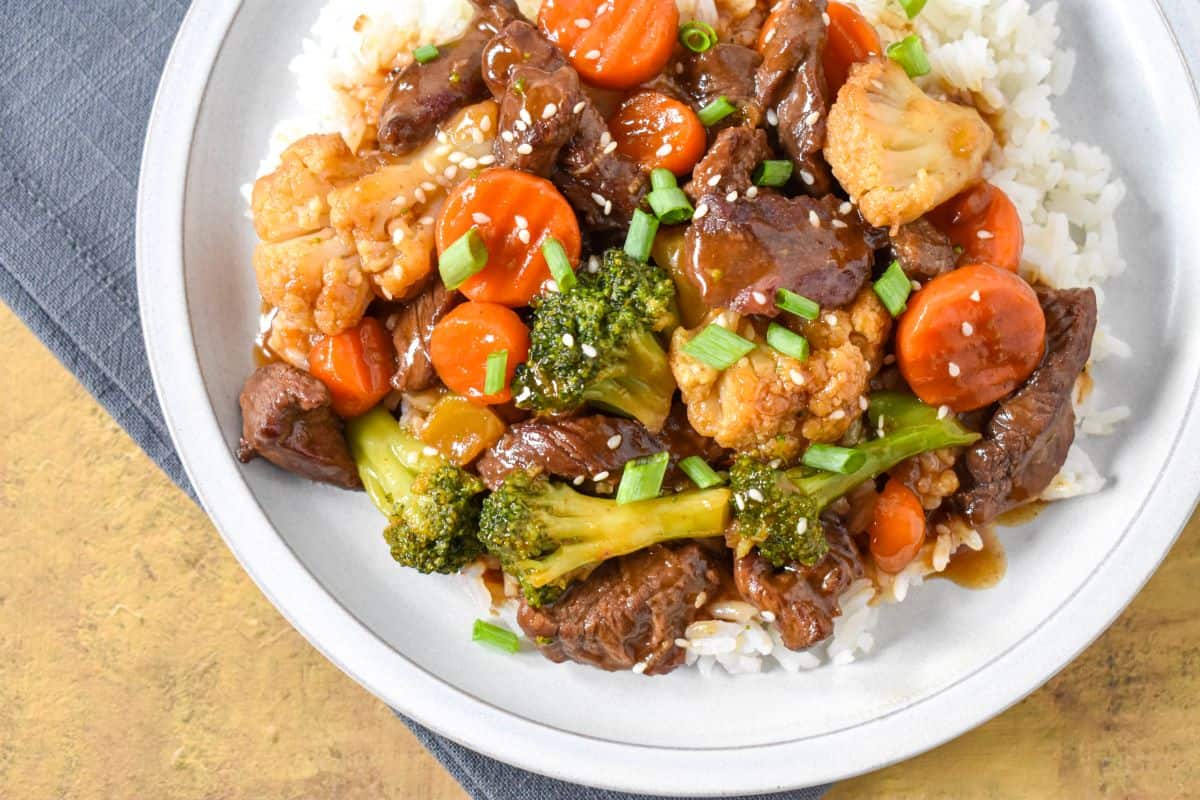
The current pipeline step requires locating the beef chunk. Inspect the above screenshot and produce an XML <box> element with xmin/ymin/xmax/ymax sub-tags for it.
<box><xmin>726</xmin><ymin>0</ymin><xmax>772</xmax><ymax>48</ymax></box>
<box><xmin>517</xmin><ymin>542</ymin><xmax>723</xmax><ymax>674</ymax></box>
<box><xmin>956</xmin><ymin>287</ymin><xmax>1098</xmax><ymax>524</ymax></box>
<box><xmin>890</xmin><ymin>218</ymin><xmax>957</xmax><ymax>281</ymax></box>
<box><xmin>390</xmin><ymin>281</ymin><xmax>460</xmax><ymax>393</ymax></box>
<box><xmin>676</xmin><ymin>44</ymin><xmax>763</xmax><ymax>119</ymax></box>
<box><xmin>554</xmin><ymin>102</ymin><xmax>649</xmax><ymax>234</ymax></box>
<box><xmin>684</xmin><ymin>129</ymin><xmax>873</xmax><ymax>314</ymax></box>
<box><xmin>236</xmin><ymin>363</ymin><xmax>361</xmax><ymax>489</ymax></box>
<box><xmin>494</xmin><ymin>65</ymin><xmax>584</xmax><ymax>176</ymax></box>
<box><xmin>734</xmin><ymin>520</ymin><xmax>863</xmax><ymax>650</ymax></box>
<box><xmin>754</xmin><ymin>0</ymin><xmax>832</xmax><ymax>194</ymax></box>
<box><xmin>377</xmin><ymin>0</ymin><xmax>519</xmax><ymax>154</ymax></box>
<box><xmin>481</xmin><ymin>19</ymin><xmax>565</xmax><ymax>94</ymax></box>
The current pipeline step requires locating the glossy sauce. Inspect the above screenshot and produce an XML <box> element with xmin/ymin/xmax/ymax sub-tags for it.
<box><xmin>482</xmin><ymin>567</ymin><xmax>508</xmax><ymax>607</ymax></box>
<box><xmin>252</xmin><ymin>304</ymin><xmax>280</xmax><ymax>367</ymax></box>
<box><xmin>936</xmin><ymin>525</ymin><xmax>1007</xmax><ymax>590</ymax></box>
<box><xmin>996</xmin><ymin>500</ymin><xmax>1046</xmax><ymax>527</ymax></box>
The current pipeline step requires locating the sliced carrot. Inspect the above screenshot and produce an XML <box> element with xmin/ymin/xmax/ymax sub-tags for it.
<box><xmin>869</xmin><ymin>478</ymin><xmax>926</xmax><ymax>574</ymax></box>
<box><xmin>897</xmin><ymin>263</ymin><xmax>1046</xmax><ymax>412</ymax></box>
<box><xmin>609</xmin><ymin>92</ymin><xmax>707</xmax><ymax>176</ymax></box>
<box><xmin>928</xmin><ymin>182</ymin><xmax>1025</xmax><ymax>273</ymax></box>
<box><xmin>436</xmin><ymin>168</ymin><xmax>581</xmax><ymax>308</ymax></box>
<box><xmin>429</xmin><ymin>301</ymin><xmax>531</xmax><ymax>405</ymax></box>
<box><xmin>307</xmin><ymin>317</ymin><xmax>396</xmax><ymax>419</ymax></box>
<box><xmin>538</xmin><ymin>0</ymin><xmax>679</xmax><ymax>90</ymax></box>
<box><xmin>823</xmin><ymin>2</ymin><xmax>882</xmax><ymax>96</ymax></box>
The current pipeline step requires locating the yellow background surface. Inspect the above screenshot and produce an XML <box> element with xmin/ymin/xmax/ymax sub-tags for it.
<box><xmin>1</xmin><ymin>302</ymin><xmax>1196</xmax><ymax>799</ymax></box>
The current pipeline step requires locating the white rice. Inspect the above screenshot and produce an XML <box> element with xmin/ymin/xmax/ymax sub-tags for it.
<box><xmin>261</xmin><ymin>0</ymin><xmax>1130</xmax><ymax>676</ymax></box>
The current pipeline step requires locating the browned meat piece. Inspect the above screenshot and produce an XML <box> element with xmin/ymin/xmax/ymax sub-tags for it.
<box><xmin>956</xmin><ymin>287</ymin><xmax>1097</xmax><ymax>524</ymax></box>
<box><xmin>494</xmin><ymin>65</ymin><xmax>584</xmax><ymax>176</ymax></box>
<box><xmin>725</xmin><ymin>0</ymin><xmax>772</xmax><ymax>48</ymax></box>
<box><xmin>517</xmin><ymin>542</ymin><xmax>723</xmax><ymax>674</ymax></box>
<box><xmin>481</xmin><ymin>20</ymin><xmax>565</xmax><ymax>94</ymax></box>
<box><xmin>236</xmin><ymin>364</ymin><xmax>361</xmax><ymax>489</ymax></box>
<box><xmin>685</xmin><ymin>124</ymin><xmax>772</xmax><ymax>198</ymax></box>
<box><xmin>390</xmin><ymin>281</ymin><xmax>461</xmax><ymax>392</ymax></box>
<box><xmin>676</xmin><ymin>44</ymin><xmax>763</xmax><ymax>119</ymax></box>
<box><xmin>377</xmin><ymin>0</ymin><xmax>519</xmax><ymax>154</ymax></box>
<box><xmin>554</xmin><ymin>102</ymin><xmax>649</xmax><ymax>233</ymax></box>
<box><xmin>734</xmin><ymin>521</ymin><xmax>863</xmax><ymax>650</ymax></box>
<box><xmin>754</xmin><ymin>0</ymin><xmax>832</xmax><ymax>194</ymax></box>
<box><xmin>890</xmin><ymin>218</ymin><xmax>957</xmax><ymax>281</ymax></box>
<box><xmin>476</xmin><ymin>406</ymin><xmax>729</xmax><ymax>491</ymax></box>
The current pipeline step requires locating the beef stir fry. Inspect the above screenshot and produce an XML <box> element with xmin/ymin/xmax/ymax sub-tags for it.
<box><xmin>240</xmin><ymin>0</ymin><xmax>1099</xmax><ymax>676</ymax></box>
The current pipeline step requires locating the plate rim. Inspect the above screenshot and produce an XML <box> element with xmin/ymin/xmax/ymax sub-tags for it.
<box><xmin>136</xmin><ymin>1</ymin><xmax>1200</xmax><ymax>794</ymax></box>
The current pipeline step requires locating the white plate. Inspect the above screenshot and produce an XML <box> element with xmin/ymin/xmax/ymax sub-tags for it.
<box><xmin>137</xmin><ymin>1</ymin><xmax>1200</xmax><ymax>795</ymax></box>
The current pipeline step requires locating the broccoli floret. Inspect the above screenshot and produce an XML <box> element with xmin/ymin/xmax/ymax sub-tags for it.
<box><xmin>347</xmin><ymin>408</ymin><xmax>485</xmax><ymax>574</ymax></box>
<box><xmin>478</xmin><ymin>470</ymin><xmax>731</xmax><ymax>606</ymax></box>
<box><xmin>730</xmin><ymin>392</ymin><xmax>980</xmax><ymax>567</ymax></box>
<box><xmin>512</xmin><ymin>249</ymin><xmax>678</xmax><ymax>431</ymax></box>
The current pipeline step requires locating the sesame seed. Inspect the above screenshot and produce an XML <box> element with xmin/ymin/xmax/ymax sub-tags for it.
<box><xmin>424</xmin><ymin>160</ymin><xmax>437</xmax><ymax>175</ymax></box>
<box><xmin>822</xmin><ymin>11</ymin><xmax>831</xmax><ymax>24</ymax></box>
<box><xmin>734</xmin><ymin>494</ymin><xmax>746</xmax><ymax>512</ymax></box>
<box><xmin>602</xmin><ymin>141</ymin><xmax>618</xmax><ymax>155</ymax></box>
<box><xmin>675</xmin><ymin>62</ymin><xmax>684</xmax><ymax>74</ymax></box>
<box><xmin>543</xmin><ymin>103</ymin><xmax>558</xmax><ymax>119</ymax></box>
<box><xmin>694</xmin><ymin>203</ymin><xmax>709</xmax><ymax>220</ymax></box>
<box><xmin>516</xmin><ymin>387</ymin><xmax>533</xmax><ymax>403</ymax></box>
<box><xmin>593</xmin><ymin>471</ymin><xmax>610</xmax><ymax>482</ymax></box>
<box><xmin>448</xmin><ymin>151</ymin><xmax>465</xmax><ymax>164</ymax></box>
<box><xmin>478</xmin><ymin>154</ymin><xmax>496</xmax><ymax>165</ymax></box>
<box><xmin>831</xmin><ymin>409</ymin><xmax>846</xmax><ymax>420</ymax></box>
<box><xmin>574</xmin><ymin>475</ymin><xmax>586</xmax><ymax>486</ymax></box>
<box><xmin>970</xmin><ymin>290</ymin><xmax>981</xmax><ymax>302</ymax></box>
<box><xmin>800</xmin><ymin>170</ymin><xmax>815</xmax><ymax>186</ymax></box>
<box><xmin>471</xmin><ymin>128</ymin><xmax>484</xmax><ymax>144</ymax></box>
<box><xmin>976</xmin><ymin>229</ymin><xmax>995</xmax><ymax>240</ymax></box>
<box><xmin>573</xmin><ymin>101</ymin><xmax>586</xmax><ymax>114</ymax></box>
<box><xmin>604</xmin><ymin>200</ymin><xmax>612</xmax><ymax>215</ymax></box>
<box><xmin>419</xmin><ymin>216</ymin><xmax>435</xmax><ymax>226</ymax></box>
<box><xmin>752</xmin><ymin>291</ymin><xmax>767</xmax><ymax>305</ymax></box>
<box><xmin>761</xmin><ymin>610</ymin><xmax>777</xmax><ymax>622</ymax></box>
<box><xmin>545</xmin><ymin>280</ymin><xmax>559</xmax><ymax>293</ymax></box>
<box><xmin>790</xmin><ymin>369</ymin><xmax>806</xmax><ymax>385</ymax></box>
<box><xmin>562</xmin><ymin>333</ymin><xmax>575</xmax><ymax>347</ymax></box>
<box><xmin>796</xmin><ymin>518</ymin><xmax>808</xmax><ymax>535</ymax></box>
<box><xmin>514</xmin><ymin>119</ymin><xmax>528</xmax><ymax>132</ymax></box>
<box><xmin>423</xmin><ymin>446</ymin><xmax>439</xmax><ymax>457</ymax></box>
<box><xmin>575</xmin><ymin>17</ymin><xmax>591</xmax><ymax>28</ymax></box>
<box><xmin>805</xmin><ymin>111</ymin><xmax>821</xmax><ymax>126</ymax></box>
<box><xmin>393</xmin><ymin>194</ymin><xmax>407</xmax><ymax>207</ymax></box>
<box><xmin>585</xmin><ymin>49</ymin><xmax>601</xmax><ymax>60</ymax></box>
<box><xmin>859</xmin><ymin>396</ymin><xmax>869</xmax><ymax>411</ymax></box>
<box><xmin>435</xmin><ymin>144</ymin><xmax>451</xmax><ymax>156</ymax></box>
<box><xmin>519</xmin><ymin>108</ymin><xmax>533</xmax><ymax>125</ymax></box>
<box><xmin>707</xmin><ymin>173</ymin><xmax>723</xmax><ymax>187</ymax></box>
<box><xmin>809</xmin><ymin>210</ymin><xmax>821</xmax><ymax>227</ymax></box>
<box><xmin>391</xmin><ymin>227</ymin><xmax>406</xmax><ymax>244</ymax></box>
<box><xmin>726</xmin><ymin>190</ymin><xmax>739</xmax><ymax>202</ymax></box>
<box><xmin>514</xmin><ymin>214</ymin><xmax>529</xmax><ymax>229</ymax></box>
<box><xmin>937</xmin><ymin>405</ymin><xmax>952</xmax><ymax>419</ymax></box>
<box><xmin>656</xmin><ymin>142</ymin><xmax>673</xmax><ymax>158</ymax></box>
<box><xmin>414</xmin><ymin>187</ymin><xmax>427</xmax><ymax>203</ymax></box>
<box><xmin>764</xmin><ymin>27</ymin><xmax>776</xmax><ymax>44</ymax></box>
<box><xmin>961</xmin><ymin>321</ymin><xmax>975</xmax><ymax>336</ymax></box>
<box><xmin>747</xmin><ymin>488</ymin><xmax>765</xmax><ymax>503</ymax></box>
<box><xmin>839</xmin><ymin>201</ymin><xmax>853</xmax><ymax>215</ymax></box>
<box><xmin>501</xmin><ymin>130</ymin><xmax>515</xmax><ymax>143</ymax></box>
<box><xmin>766</xmin><ymin>109</ymin><xmax>779</xmax><ymax>126</ymax></box>
<box><xmin>911</xmin><ymin>279</ymin><xmax>922</xmax><ymax>292</ymax></box>
<box><xmin>516</xmin><ymin>143</ymin><xmax>534</xmax><ymax>155</ymax></box>
<box><xmin>517</xmin><ymin>229</ymin><xmax>531</xmax><ymax>244</ymax></box>
<box><xmin>463</xmin><ymin>157</ymin><xmax>480</xmax><ymax>170</ymax></box>
<box><xmin>444</xmin><ymin>165</ymin><xmax>458</xmax><ymax>179</ymax></box>
<box><xmin>437</xmin><ymin>131</ymin><xmax>450</xmax><ymax>145</ymax></box>
<box><xmin>824</xmin><ymin>313</ymin><xmax>838</xmax><ymax>326</ymax></box>
<box><xmin>746</xmin><ymin>186</ymin><xmax>759</xmax><ymax>199</ymax></box>
<box><xmin>591</xmin><ymin>192</ymin><xmax>607</xmax><ymax>207</ymax></box>
<box><xmin>582</xmin><ymin>344</ymin><xmax>598</xmax><ymax>358</ymax></box>
<box><xmin>607</xmin><ymin>434</ymin><xmax>623</xmax><ymax>449</ymax></box>
<box><xmin>587</xmin><ymin>255</ymin><xmax>601</xmax><ymax>273</ymax></box>
<box><xmin>770</xmin><ymin>459</ymin><xmax>783</xmax><ymax>469</ymax></box>
<box><xmin>948</xmin><ymin>362</ymin><xmax>962</xmax><ymax>377</ymax></box>
<box><xmin>479</xmin><ymin>115</ymin><xmax>492</xmax><ymax>132</ymax></box>
<box><xmin>831</xmin><ymin>219</ymin><xmax>847</xmax><ymax>229</ymax></box>
<box><xmin>599</xmin><ymin>131</ymin><xmax>612</xmax><ymax>148</ymax></box>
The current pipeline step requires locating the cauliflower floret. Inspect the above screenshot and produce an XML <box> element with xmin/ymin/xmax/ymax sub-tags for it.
<box><xmin>670</xmin><ymin>290</ymin><xmax>891</xmax><ymax>459</ymax></box>
<box><xmin>824</xmin><ymin>58</ymin><xmax>994</xmax><ymax>230</ymax></box>
<box><xmin>329</xmin><ymin>100</ymin><xmax>498</xmax><ymax>300</ymax></box>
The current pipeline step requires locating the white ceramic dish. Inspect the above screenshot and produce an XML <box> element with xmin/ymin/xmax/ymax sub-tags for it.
<box><xmin>137</xmin><ymin>1</ymin><xmax>1200</xmax><ymax>795</ymax></box>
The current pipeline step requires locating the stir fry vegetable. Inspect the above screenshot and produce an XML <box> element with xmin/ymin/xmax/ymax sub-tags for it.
<box><xmin>870</xmin><ymin>477</ymin><xmax>927</xmax><ymax>573</ymax></box>
<box><xmin>307</xmin><ymin>317</ymin><xmax>395</xmax><ymax>418</ymax></box>
<box><xmin>822</xmin><ymin>2</ymin><xmax>882</xmax><ymax>94</ymax></box>
<box><xmin>430</xmin><ymin>301</ymin><xmax>531</xmax><ymax>405</ymax></box>
<box><xmin>610</xmin><ymin>92</ymin><xmax>707</xmax><ymax>176</ymax></box>
<box><xmin>929</xmin><ymin>182</ymin><xmax>1025</xmax><ymax>273</ymax></box>
<box><xmin>538</xmin><ymin>0</ymin><xmax>679</xmax><ymax>89</ymax></box>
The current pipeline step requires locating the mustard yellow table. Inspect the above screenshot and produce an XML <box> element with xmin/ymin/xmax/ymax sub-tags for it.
<box><xmin>1</xmin><ymin>301</ymin><xmax>1196</xmax><ymax>799</ymax></box>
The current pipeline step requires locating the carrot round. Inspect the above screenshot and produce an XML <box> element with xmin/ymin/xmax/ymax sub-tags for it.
<box><xmin>538</xmin><ymin>0</ymin><xmax>679</xmax><ymax>90</ymax></box>
<box><xmin>897</xmin><ymin>264</ymin><xmax>1046</xmax><ymax>412</ymax></box>
<box><xmin>307</xmin><ymin>317</ymin><xmax>395</xmax><ymax>419</ymax></box>
<box><xmin>869</xmin><ymin>478</ymin><xmax>926</xmax><ymax>574</ymax></box>
<box><xmin>429</xmin><ymin>301</ymin><xmax>531</xmax><ymax>405</ymax></box>
<box><xmin>823</xmin><ymin>2</ymin><xmax>882</xmax><ymax>95</ymax></box>
<box><xmin>609</xmin><ymin>92</ymin><xmax>707</xmax><ymax>176</ymax></box>
<box><xmin>436</xmin><ymin>168</ymin><xmax>581</xmax><ymax>308</ymax></box>
<box><xmin>928</xmin><ymin>182</ymin><xmax>1025</xmax><ymax>273</ymax></box>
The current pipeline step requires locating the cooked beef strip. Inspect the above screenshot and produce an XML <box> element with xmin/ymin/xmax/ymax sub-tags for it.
<box><xmin>956</xmin><ymin>287</ymin><xmax>1098</xmax><ymax>525</ymax></box>
<box><xmin>377</xmin><ymin>0</ymin><xmax>519</xmax><ymax>155</ymax></box>
<box><xmin>554</xmin><ymin>101</ymin><xmax>649</xmax><ymax>234</ymax></box>
<box><xmin>684</xmin><ymin>128</ymin><xmax>873</xmax><ymax>314</ymax></box>
<box><xmin>495</xmin><ymin>65</ymin><xmax>584</xmax><ymax>176</ymax></box>
<box><xmin>734</xmin><ymin>518</ymin><xmax>863</xmax><ymax>650</ymax></box>
<box><xmin>236</xmin><ymin>363</ymin><xmax>361</xmax><ymax>490</ymax></box>
<box><xmin>754</xmin><ymin>0</ymin><xmax>832</xmax><ymax>195</ymax></box>
<box><xmin>676</xmin><ymin>44</ymin><xmax>763</xmax><ymax>120</ymax></box>
<box><xmin>517</xmin><ymin>542</ymin><xmax>723</xmax><ymax>674</ymax></box>
<box><xmin>390</xmin><ymin>281</ymin><xmax>460</xmax><ymax>393</ymax></box>
<box><xmin>890</xmin><ymin>218</ymin><xmax>957</xmax><ymax>282</ymax></box>
<box><xmin>481</xmin><ymin>19</ymin><xmax>565</xmax><ymax>94</ymax></box>
<box><xmin>726</xmin><ymin>0</ymin><xmax>772</xmax><ymax>48</ymax></box>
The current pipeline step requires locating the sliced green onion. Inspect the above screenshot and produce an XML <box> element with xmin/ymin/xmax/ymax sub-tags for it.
<box><xmin>541</xmin><ymin>237</ymin><xmax>576</xmax><ymax>292</ymax></box>
<box><xmin>473</xmin><ymin>619</ymin><xmax>520</xmax><ymax>653</ymax></box>
<box><xmin>897</xmin><ymin>0</ymin><xmax>927</xmax><ymax>18</ymax></box>
<box><xmin>679</xmin><ymin>20</ymin><xmax>718</xmax><ymax>53</ymax></box>
<box><xmin>683</xmin><ymin>323</ymin><xmax>756</xmax><ymax>370</ymax></box>
<box><xmin>698</xmin><ymin>96</ymin><xmax>737</xmax><ymax>127</ymax></box>
<box><xmin>647</xmin><ymin>187</ymin><xmax>695</xmax><ymax>225</ymax></box>
<box><xmin>616</xmin><ymin>452</ymin><xmax>671</xmax><ymax>505</ymax></box>
<box><xmin>650</xmin><ymin>168</ymin><xmax>679</xmax><ymax>191</ymax></box>
<box><xmin>439</xmin><ymin>227</ymin><xmax>489</xmax><ymax>289</ymax></box>
<box><xmin>413</xmin><ymin>44</ymin><xmax>440</xmax><ymax>64</ymax></box>
<box><xmin>886</xmin><ymin>34</ymin><xmax>931</xmax><ymax>78</ymax></box>
<box><xmin>678</xmin><ymin>456</ymin><xmax>725</xmax><ymax>489</ymax></box>
<box><xmin>484</xmin><ymin>350</ymin><xmax>509</xmax><ymax>396</ymax></box>
<box><xmin>624</xmin><ymin>209</ymin><xmax>659</xmax><ymax>262</ymax></box>
<box><xmin>776</xmin><ymin>288</ymin><xmax>820</xmax><ymax>321</ymax></box>
<box><xmin>802</xmin><ymin>444</ymin><xmax>867</xmax><ymax>474</ymax></box>
<box><xmin>766</xmin><ymin>323</ymin><xmax>810</xmax><ymax>362</ymax></box>
<box><xmin>752</xmin><ymin>160</ymin><xmax>794</xmax><ymax>187</ymax></box>
<box><xmin>873</xmin><ymin>259</ymin><xmax>912</xmax><ymax>316</ymax></box>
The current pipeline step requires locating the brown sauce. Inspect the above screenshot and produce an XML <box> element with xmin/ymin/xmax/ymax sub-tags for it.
<box><xmin>482</xmin><ymin>567</ymin><xmax>508</xmax><ymax>607</ymax></box>
<box><xmin>936</xmin><ymin>525</ymin><xmax>1007</xmax><ymax>590</ymax></box>
<box><xmin>996</xmin><ymin>500</ymin><xmax>1047</xmax><ymax>527</ymax></box>
<box><xmin>252</xmin><ymin>304</ymin><xmax>280</xmax><ymax>367</ymax></box>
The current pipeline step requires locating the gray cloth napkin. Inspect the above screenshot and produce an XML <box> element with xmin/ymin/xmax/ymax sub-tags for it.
<box><xmin>0</xmin><ymin>1</ymin><xmax>829</xmax><ymax>797</ymax></box>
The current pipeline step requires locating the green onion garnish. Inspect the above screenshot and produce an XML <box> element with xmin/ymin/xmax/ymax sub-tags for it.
<box><xmin>541</xmin><ymin>237</ymin><xmax>576</xmax><ymax>292</ymax></box>
<box><xmin>616</xmin><ymin>452</ymin><xmax>671</xmax><ymax>504</ymax></box>
<box><xmin>484</xmin><ymin>350</ymin><xmax>508</xmax><ymax>396</ymax></box>
<box><xmin>473</xmin><ymin>619</ymin><xmax>520</xmax><ymax>653</ymax></box>
<box><xmin>413</xmin><ymin>44</ymin><xmax>440</xmax><ymax>64</ymax></box>
<box><xmin>650</xmin><ymin>168</ymin><xmax>678</xmax><ymax>191</ymax></box>
<box><xmin>698</xmin><ymin>96</ymin><xmax>737</xmax><ymax>127</ymax></box>
<box><xmin>679</xmin><ymin>20</ymin><xmax>718</xmax><ymax>53</ymax></box>
<box><xmin>624</xmin><ymin>209</ymin><xmax>659</xmax><ymax>262</ymax></box>
<box><xmin>776</xmin><ymin>288</ymin><xmax>820</xmax><ymax>321</ymax></box>
<box><xmin>683</xmin><ymin>323</ymin><xmax>756</xmax><ymax>370</ymax></box>
<box><xmin>873</xmin><ymin>259</ymin><xmax>912</xmax><ymax>317</ymax></box>
<box><xmin>802</xmin><ymin>444</ymin><xmax>867</xmax><ymax>474</ymax></box>
<box><xmin>439</xmin><ymin>227</ymin><xmax>489</xmax><ymax>289</ymax></box>
<box><xmin>752</xmin><ymin>160</ymin><xmax>794</xmax><ymax>187</ymax></box>
<box><xmin>897</xmin><ymin>0</ymin><xmax>927</xmax><ymax>18</ymax></box>
<box><xmin>886</xmin><ymin>34</ymin><xmax>931</xmax><ymax>78</ymax></box>
<box><xmin>766</xmin><ymin>323</ymin><xmax>810</xmax><ymax>362</ymax></box>
<box><xmin>647</xmin><ymin>187</ymin><xmax>695</xmax><ymax>225</ymax></box>
<box><xmin>678</xmin><ymin>456</ymin><xmax>725</xmax><ymax>489</ymax></box>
